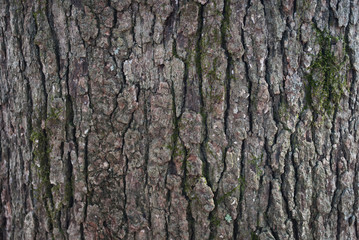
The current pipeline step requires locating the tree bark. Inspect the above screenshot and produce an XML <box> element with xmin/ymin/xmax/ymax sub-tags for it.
<box><xmin>1</xmin><ymin>0</ymin><xmax>359</xmax><ymax>239</ymax></box>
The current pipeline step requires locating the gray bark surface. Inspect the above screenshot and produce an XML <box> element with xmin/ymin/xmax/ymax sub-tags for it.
<box><xmin>1</xmin><ymin>0</ymin><xmax>359</xmax><ymax>239</ymax></box>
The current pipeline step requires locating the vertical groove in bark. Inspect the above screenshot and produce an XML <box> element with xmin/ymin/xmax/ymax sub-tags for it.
<box><xmin>289</xmin><ymin>133</ymin><xmax>300</xmax><ymax>240</ymax></box>
<box><xmin>196</xmin><ymin>4</ymin><xmax>210</xmax><ymax>189</ymax></box>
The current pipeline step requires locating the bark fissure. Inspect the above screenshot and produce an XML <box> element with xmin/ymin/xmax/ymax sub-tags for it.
<box><xmin>289</xmin><ymin>133</ymin><xmax>300</xmax><ymax>240</ymax></box>
<box><xmin>241</xmin><ymin>5</ymin><xmax>252</xmax><ymax>134</ymax></box>
<box><xmin>46</xmin><ymin>0</ymin><xmax>62</xmax><ymax>96</ymax></box>
<box><xmin>80</xmin><ymin>134</ymin><xmax>89</xmax><ymax>239</ymax></box>
<box><xmin>196</xmin><ymin>4</ymin><xmax>212</xmax><ymax>190</ymax></box>
<box><xmin>209</xmin><ymin>0</ymin><xmax>232</xmax><ymax>237</ymax></box>
<box><xmin>233</xmin><ymin>140</ymin><xmax>246</xmax><ymax>239</ymax></box>
<box><xmin>34</xmin><ymin>28</ymin><xmax>58</xmax><ymax>237</ymax></box>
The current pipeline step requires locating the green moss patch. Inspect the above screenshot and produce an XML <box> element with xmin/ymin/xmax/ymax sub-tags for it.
<box><xmin>306</xmin><ymin>27</ymin><xmax>349</xmax><ymax>116</ymax></box>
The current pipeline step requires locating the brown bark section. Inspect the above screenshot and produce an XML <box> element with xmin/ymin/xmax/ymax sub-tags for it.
<box><xmin>1</xmin><ymin>0</ymin><xmax>359</xmax><ymax>239</ymax></box>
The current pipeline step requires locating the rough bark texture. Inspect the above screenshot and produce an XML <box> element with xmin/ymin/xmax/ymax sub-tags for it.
<box><xmin>1</xmin><ymin>0</ymin><xmax>359</xmax><ymax>239</ymax></box>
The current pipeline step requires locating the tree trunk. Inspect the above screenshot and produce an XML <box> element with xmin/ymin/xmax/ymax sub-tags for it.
<box><xmin>1</xmin><ymin>0</ymin><xmax>359</xmax><ymax>239</ymax></box>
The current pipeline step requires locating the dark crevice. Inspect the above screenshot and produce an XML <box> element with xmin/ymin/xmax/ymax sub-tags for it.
<box><xmin>3</xmin><ymin>0</ymin><xmax>10</xmax><ymax>33</ymax></box>
<box><xmin>209</xmin><ymin>0</ymin><xmax>232</xmax><ymax>238</ymax></box>
<box><xmin>109</xmin><ymin>85</ymin><xmax>124</xmax><ymax>132</ymax></box>
<box><xmin>328</xmin><ymin>0</ymin><xmax>336</xmax><ymax>28</ymax></box>
<box><xmin>46</xmin><ymin>1</ymin><xmax>73</xmax><ymax>236</ymax></box>
<box><xmin>241</xmin><ymin>0</ymin><xmax>253</xmax><ymax>134</ymax></box>
<box><xmin>164</xmin><ymin>79</ymin><xmax>181</xmax><ymax>240</ymax></box>
<box><xmin>15</xmin><ymin>3</ymin><xmax>34</xmax><ymax>221</ymax></box>
<box><xmin>0</xmin><ymin>189</ymin><xmax>4</xmax><ymax>240</ymax></box>
<box><xmin>334</xmin><ymin>113</ymin><xmax>343</xmax><ymax>240</ymax></box>
<box><xmin>0</xmin><ymin>28</ymin><xmax>8</xmax><ymax>97</ymax></box>
<box><xmin>107</xmin><ymin>4</ymin><xmax>122</xmax><ymax>134</ymax></box>
<box><xmin>46</xmin><ymin>0</ymin><xmax>63</xmax><ymax>97</ymax></box>
<box><xmin>222</xmin><ymin>0</ymin><xmax>232</xmax><ymax>147</ymax></box>
<box><xmin>119</xmin><ymin>83</ymin><xmax>138</xmax><ymax>240</ymax></box>
<box><xmin>33</xmin><ymin>9</ymin><xmax>58</xmax><ymax>234</ymax></box>
<box><xmin>309</xmin><ymin>159</ymin><xmax>320</xmax><ymax>238</ymax></box>
<box><xmin>25</xmin><ymin>0</ymin><xmax>36</xmax><ymax>230</ymax></box>
<box><xmin>120</xmin><ymin>85</ymin><xmax>138</xmax><ymax>156</ymax></box>
<box><xmin>34</xmin><ymin>39</ymin><xmax>48</xmax><ymax>122</ymax></box>
<box><xmin>329</xmin><ymin>106</ymin><xmax>340</xmax><ymax>215</ymax></box>
<box><xmin>336</xmin><ymin>207</ymin><xmax>341</xmax><ymax>240</ymax></box>
<box><xmin>163</xmin><ymin>0</ymin><xmax>177</xmax><ymax>44</ymax></box>
<box><xmin>80</xmin><ymin>134</ymin><xmax>89</xmax><ymax>240</ymax></box>
<box><xmin>262</xmin><ymin>42</ymin><xmax>282</xmax><ymax>140</ymax></box>
<box><xmin>289</xmin><ymin>134</ymin><xmax>300</xmax><ymax>240</ymax></box>
<box><xmin>311</xmin><ymin>113</ymin><xmax>322</xmax><ymax>157</ymax></box>
<box><xmin>181</xmin><ymin>58</ymin><xmax>188</xmax><ymax>118</ymax></box>
<box><xmin>165</xmin><ymin>202</ymin><xmax>170</xmax><ymax>240</ymax></box>
<box><xmin>108</xmin><ymin>5</ymin><xmax>125</xmax><ymax>133</ymax></box>
<box><xmin>65</xmin><ymin>148</ymin><xmax>74</xmax><ymax>209</ymax></box>
<box><xmin>233</xmin><ymin>140</ymin><xmax>246</xmax><ymax>240</ymax></box>
<box><xmin>264</xmin><ymin>45</ymin><xmax>275</xmax><ymax>101</ymax></box>
<box><xmin>181</xmin><ymin>146</ymin><xmax>195</xmax><ymax>240</ymax></box>
<box><xmin>241</xmin><ymin>33</ymin><xmax>252</xmax><ymax>133</ymax></box>
<box><xmin>348</xmin><ymin>66</ymin><xmax>357</xmax><ymax>120</ymax></box>
<box><xmin>0</xmin><ymin>117</ymin><xmax>3</xmax><ymax>240</ymax></box>
<box><xmin>280</xmin><ymin>156</ymin><xmax>298</xmax><ymax>239</ymax></box>
<box><xmin>150</xmin><ymin>5</ymin><xmax>156</xmax><ymax>47</ymax></box>
<box><xmin>280</xmin><ymin>29</ymin><xmax>288</xmax><ymax>78</ymax></box>
<box><xmin>171</xmin><ymin>36</ymin><xmax>188</xmax><ymax>118</ymax></box>
<box><xmin>17</xmin><ymin>148</ymin><xmax>26</xmax><ymax>233</ymax></box>
<box><xmin>64</xmin><ymin>12</ymin><xmax>78</xmax><ymax>238</ymax></box>
<box><xmin>345</xmin><ymin>0</ymin><xmax>357</xmax><ymax>125</ymax></box>
<box><xmin>177</xmin><ymin>48</ymin><xmax>193</xmax><ymax>240</ymax></box>
<box><xmin>80</xmin><ymin>224</ymin><xmax>85</xmax><ymax>240</ymax></box>
<box><xmin>122</xmin><ymin>155</ymin><xmax>129</xmax><ymax>239</ymax></box>
<box><xmin>352</xmin><ymin>8</ymin><xmax>359</xmax><ymax>226</ymax></box>
<box><xmin>143</xmin><ymin>91</ymin><xmax>151</xmax><ymax>230</ymax></box>
<box><xmin>130</xmin><ymin>3</ymin><xmax>137</xmax><ymax>48</ymax></box>
<box><xmin>65</xmin><ymin>94</ymin><xmax>75</xmax><ymax>210</ymax></box>
<box><xmin>233</xmin><ymin>5</ymin><xmax>251</xmax><ymax>240</ymax></box>
<box><xmin>265</xmin><ymin>182</ymin><xmax>280</xmax><ymax>240</ymax></box>
<box><xmin>195</xmin><ymin>3</ymin><xmax>212</xmax><ymax>190</ymax></box>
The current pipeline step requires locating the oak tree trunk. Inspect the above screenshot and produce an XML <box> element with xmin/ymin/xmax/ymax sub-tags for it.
<box><xmin>1</xmin><ymin>0</ymin><xmax>359</xmax><ymax>239</ymax></box>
